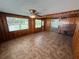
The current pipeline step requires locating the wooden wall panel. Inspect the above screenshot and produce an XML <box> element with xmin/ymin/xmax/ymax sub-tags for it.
<box><xmin>0</xmin><ymin>13</ymin><xmax>8</xmax><ymax>42</ymax></box>
<box><xmin>72</xmin><ymin>17</ymin><xmax>79</xmax><ymax>59</ymax></box>
<box><xmin>58</xmin><ymin>17</ymin><xmax>76</xmax><ymax>36</ymax></box>
<box><xmin>44</xmin><ymin>10</ymin><xmax>79</xmax><ymax>35</ymax></box>
<box><xmin>44</xmin><ymin>17</ymin><xmax>76</xmax><ymax>36</ymax></box>
<box><xmin>0</xmin><ymin>14</ymin><xmax>4</xmax><ymax>42</ymax></box>
<box><xmin>0</xmin><ymin>13</ymin><xmax>31</xmax><ymax>41</ymax></box>
<box><xmin>44</xmin><ymin>19</ymin><xmax>51</xmax><ymax>31</ymax></box>
<box><xmin>29</xmin><ymin>18</ymin><xmax>35</xmax><ymax>33</ymax></box>
<box><xmin>0</xmin><ymin>12</ymin><xmax>45</xmax><ymax>43</ymax></box>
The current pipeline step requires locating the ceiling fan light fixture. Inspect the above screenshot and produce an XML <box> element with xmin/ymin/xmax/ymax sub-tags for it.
<box><xmin>29</xmin><ymin>9</ymin><xmax>39</xmax><ymax>18</ymax></box>
<box><xmin>30</xmin><ymin>14</ymin><xmax>36</xmax><ymax>18</ymax></box>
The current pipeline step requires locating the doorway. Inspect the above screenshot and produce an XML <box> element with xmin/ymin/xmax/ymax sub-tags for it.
<box><xmin>50</xmin><ymin>19</ymin><xmax>59</xmax><ymax>32</ymax></box>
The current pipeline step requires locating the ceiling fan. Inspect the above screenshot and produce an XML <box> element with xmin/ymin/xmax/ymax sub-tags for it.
<box><xmin>29</xmin><ymin>9</ymin><xmax>43</xmax><ymax>18</ymax></box>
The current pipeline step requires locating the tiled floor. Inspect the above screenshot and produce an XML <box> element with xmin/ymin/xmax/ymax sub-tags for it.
<box><xmin>0</xmin><ymin>31</ymin><xmax>73</xmax><ymax>59</ymax></box>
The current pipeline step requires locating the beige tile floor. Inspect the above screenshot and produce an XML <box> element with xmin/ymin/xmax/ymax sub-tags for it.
<box><xmin>0</xmin><ymin>31</ymin><xmax>73</xmax><ymax>59</ymax></box>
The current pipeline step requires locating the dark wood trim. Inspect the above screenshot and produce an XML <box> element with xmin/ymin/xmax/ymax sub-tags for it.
<box><xmin>0</xmin><ymin>12</ymin><xmax>29</xmax><ymax>18</ymax></box>
<box><xmin>43</xmin><ymin>9</ymin><xmax>79</xmax><ymax>19</ymax></box>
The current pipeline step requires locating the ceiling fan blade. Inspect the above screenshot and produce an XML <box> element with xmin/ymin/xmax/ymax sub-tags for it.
<box><xmin>28</xmin><ymin>9</ymin><xmax>45</xmax><ymax>18</ymax></box>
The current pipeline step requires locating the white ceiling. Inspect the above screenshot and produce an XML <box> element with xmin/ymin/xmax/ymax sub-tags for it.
<box><xmin>0</xmin><ymin>0</ymin><xmax>79</xmax><ymax>16</ymax></box>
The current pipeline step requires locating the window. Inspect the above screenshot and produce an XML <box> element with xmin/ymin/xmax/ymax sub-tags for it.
<box><xmin>35</xmin><ymin>19</ymin><xmax>42</xmax><ymax>28</ymax></box>
<box><xmin>7</xmin><ymin>17</ymin><xmax>29</xmax><ymax>31</ymax></box>
<box><xmin>51</xmin><ymin>19</ymin><xmax>59</xmax><ymax>28</ymax></box>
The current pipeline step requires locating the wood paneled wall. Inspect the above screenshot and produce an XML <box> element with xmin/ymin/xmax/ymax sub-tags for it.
<box><xmin>0</xmin><ymin>12</ymin><xmax>45</xmax><ymax>43</ymax></box>
<box><xmin>44</xmin><ymin>10</ymin><xmax>79</xmax><ymax>36</ymax></box>
<box><xmin>0</xmin><ymin>14</ymin><xmax>4</xmax><ymax>41</ymax></box>
<box><xmin>44</xmin><ymin>17</ymin><xmax>76</xmax><ymax>36</ymax></box>
<box><xmin>58</xmin><ymin>17</ymin><xmax>76</xmax><ymax>36</ymax></box>
<box><xmin>72</xmin><ymin>17</ymin><xmax>79</xmax><ymax>59</ymax></box>
<box><xmin>44</xmin><ymin>18</ymin><xmax>51</xmax><ymax>31</ymax></box>
<box><xmin>0</xmin><ymin>13</ymin><xmax>8</xmax><ymax>41</ymax></box>
<box><xmin>0</xmin><ymin>12</ymin><xmax>30</xmax><ymax>42</ymax></box>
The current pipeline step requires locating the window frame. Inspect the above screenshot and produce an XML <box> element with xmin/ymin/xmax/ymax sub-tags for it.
<box><xmin>35</xmin><ymin>19</ymin><xmax>42</xmax><ymax>28</ymax></box>
<box><xmin>6</xmin><ymin>16</ymin><xmax>29</xmax><ymax>32</ymax></box>
<box><xmin>51</xmin><ymin>19</ymin><xmax>59</xmax><ymax>28</ymax></box>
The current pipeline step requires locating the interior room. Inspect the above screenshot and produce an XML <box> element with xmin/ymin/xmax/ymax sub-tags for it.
<box><xmin>0</xmin><ymin>0</ymin><xmax>79</xmax><ymax>59</ymax></box>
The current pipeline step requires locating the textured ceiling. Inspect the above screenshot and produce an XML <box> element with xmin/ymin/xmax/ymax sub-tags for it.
<box><xmin>0</xmin><ymin>0</ymin><xmax>79</xmax><ymax>16</ymax></box>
